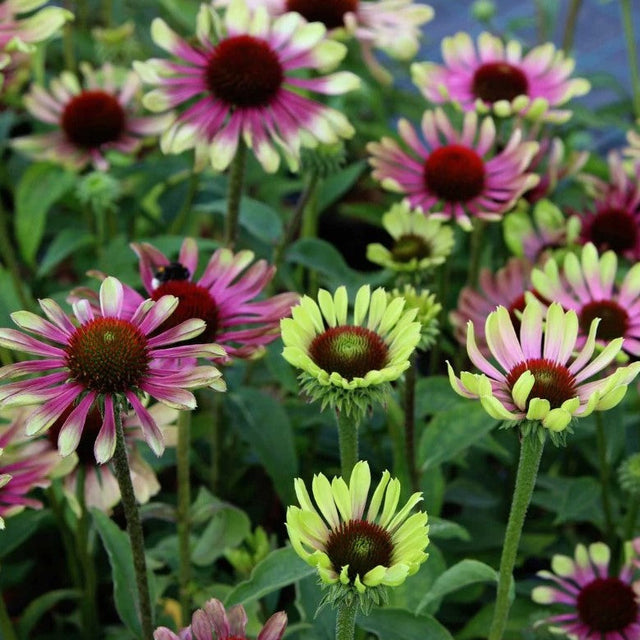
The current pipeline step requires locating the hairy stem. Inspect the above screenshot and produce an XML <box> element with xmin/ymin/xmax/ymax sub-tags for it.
<box><xmin>177</xmin><ymin>410</ymin><xmax>192</xmax><ymax>619</ymax></box>
<box><xmin>336</xmin><ymin>410</ymin><xmax>359</xmax><ymax>482</ymax></box>
<box><xmin>335</xmin><ymin>598</ymin><xmax>358</xmax><ymax>640</ymax></box>
<box><xmin>224</xmin><ymin>139</ymin><xmax>247</xmax><ymax>250</ymax></box>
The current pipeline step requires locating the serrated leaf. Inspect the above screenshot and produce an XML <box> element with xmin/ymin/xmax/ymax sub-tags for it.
<box><xmin>417</xmin><ymin>559</ymin><xmax>499</xmax><ymax>613</ymax></box>
<box><xmin>224</xmin><ymin>547</ymin><xmax>314</xmax><ymax>607</ymax></box>
<box><xmin>227</xmin><ymin>388</ymin><xmax>298</xmax><ymax>504</ymax></box>
<box><xmin>357</xmin><ymin>607</ymin><xmax>454</xmax><ymax>640</ymax></box>
<box><xmin>418</xmin><ymin>402</ymin><xmax>498</xmax><ymax>471</ymax></box>
<box><xmin>15</xmin><ymin>163</ymin><xmax>76</xmax><ymax>265</ymax></box>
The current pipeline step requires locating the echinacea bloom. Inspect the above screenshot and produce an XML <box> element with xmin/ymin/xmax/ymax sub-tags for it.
<box><xmin>448</xmin><ymin>300</ymin><xmax>640</xmax><ymax>433</ymax></box>
<box><xmin>154</xmin><ymin>598</ymin><xmax>287</xmax><ymax>640</ymax></box>
<box><xmin>129</xmin><ymin>238</ymin><xmax>299</xmax><ymax>362</ymax></box>
<box><xmin>450</xmin><ymin>257</ymin><xmax>534</xmax><ymax>356</ymax></box>
<box><xmin>214</xmin><ymin>0</ymin><xmax>434</xmax><ymax>82</ymax></box>
<box><xmin>532</xmin><ymin>542</ymin><xmax>640</xmax><ymax>639</ymax></box>
<box><xmin>0</xmin><ymin>277</ymin><xmax>226</xmax><ymax>463</ymax></box>
<box><xmin>388</xmin><ymin>286</ymin><xmax>441</xmax><ymax>351</ymax></box>
<box><xmin>366</xmin><ymin>201</ymin><xmax>455</xmax><ymax>274</ymax></box>
<box><xmin>280</xmin><ymin>285</ymin><xmax>421</xmax><ymax>416</ymax></box>
<box><xmin>12</xmin><ymin>63</ymin><xmax>173</xmax><ymax>171</ymax></box>
<box><xmin>286</xmin><ymin>460</ymin><xmax>429</xmax><ymax>602</ymax></box>
<box><xmin>576</xmin><ymin>152</ymin><xmax>640</xmax><ymax>260</ymax></box>
<box><xmin>412</xmin><ymin>32</ymin><xmax>590</xmax><ymax>123</ymax></box>
<box><xmin>49</xmin><ymin>403</ymin><xmax>178</xmax><ymax>513</ymax></box>
<box><xmin>530</xmin><ymin>242</ymin><xmax>640</xmax><ymax>358</ymax></box>
<box><xmin>0</xmin><ymin>0</ymin><xmax>71</xmax><ymax>55</ymax></box>
<box><xmin>133</xmin><ymin>0</ymin><xmax>359</xmax><ymax>173</ymax></box>
<box><xmin>367</xmin><ymin>109</ymin><xmax>539</xmax><ymax>230</ymax></box>
<box><xmin>503</xmin><ymin>199</ymin><xmax>580</xmax><ymax>264</ymax></box>
<box><xmin>0</xmin><ymin>408</ymin><xmax>66</xmax><ymax>526</ymax></box>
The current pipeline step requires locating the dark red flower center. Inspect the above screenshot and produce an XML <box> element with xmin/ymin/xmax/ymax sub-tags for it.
<box><xmin>471</xmin><ymin>62</ymin><xmax>529</xmax><ymax>103</ymax></box>
<box><xmin>577</xmin><ymin>577</ymin><xmax>638</xmax><ymax>632</ymax></box>
<box><xmin>579</xmin><ymin>300</ymin><xmax>629</xmax><ymax>342</ymax></box>
<box><xmin>391</xmin><ymin>234</ymin><xmax>432</xmax><ymax>263</ymax></box>
<box><xmin>325</xmin><ymin>518</ymin><xmax>393</xmax><ymax>583</ymax></box>
<box><xmin>48</xmin><ymin>405</ymin><xmax>104</xmax><ymax>465</ymax></box>
<box><xmin>61</xmin><ymin>90</ymin><xmax>126</xmax><ymax>148</ymax></box>
<box><xmin>205</xmin><ymin>35</ymin><xmax>283</xmax><ymax>108</ymax></box>
<box><xmin>285</xmin><ymin>0</ymin><xmax>358</xmax><ymax>29</ymax></box>
<box><xmin>505</xmin><ymin>358</ymin><xmax>577</xmax><ymax>410</ymax></box>
<box><xmin>423</xmin><ymin>145</ymin><xmax>486</xmax><ymax>203</ymax></box>
<box><xmin>586</xmin><ymin>207</ymin><xmax>639</xmax><ymax>254</ymax></box>
<box><xmin>151</xmin><ymin>280</ymin><xmax>219</xmax><ymax>344</ymax></box>
<box><xmin>309</xmin><ymin>325</ymin><xmax>388</xmax><ymax>380</ymax></box>
<box><xmin>65</xmin><ymin>318</ymin><xmax>150</xmax><ymax>394</ymax></box>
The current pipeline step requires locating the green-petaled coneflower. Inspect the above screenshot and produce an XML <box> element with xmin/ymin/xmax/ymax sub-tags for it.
<box><xmin>286</xmin><ymin>460</ymin><xmax>429</xmax><ymax>614</ymax></box>
<box><xmin>388</xmin><ymin>286</ymin><xmax>441</xmax><ymax>351</ymax></box>
<box><xmin>280</xmin><ymin>285</ymin><xmax>422</xmax><ymax>421</ymax></box>
<box><xmin>367</xmin><ymin>201</ymin><xmax>454</xmax><ymax>276</ymax></box>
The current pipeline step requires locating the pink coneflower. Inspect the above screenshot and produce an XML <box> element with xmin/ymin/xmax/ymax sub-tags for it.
<box><xmin>133</xmin><ymin>0</ymin><xmax>359</xmax><ymax>173</ymax></box>
<box><xmin>450</xmin><ymin>257</ymin><xmax>534</xmax><ymax>356</ymax></box>
<box><xmin>577</xmin><ymin>152</ymin><xmax>640</xmax><ymax>260</ymax></box>
<box><xmin>0</xmin><ymin>0</ymin><xmax>71</xmax><ymax>54</ymax></box>
<box><xmin>129</xmin><ymin>238</ymin><xmax>299</xmax><ymax>362</ymax></box>
<box><xmin>214</xmin><ymin>0</ymin><xmax>434</xmax><ymax>78</ymax></box>
<box><xmin>411</xmin><ymin>32</ymin><xmax>590</xmax><ymax>123</ymax></box>
<box><xmin>530</xmin><ymin>242</ymin><xmax>640</xmax><ymax>358</ymax></box>
<box><xmin>0</xmin><ymin>277</ymin><xmax>225</xmax><ymax>463</ymax></box>
<box><xmin>0</xmin><ymin>408</ymin><xmax>64</xmax><ymax>527</ymax></box>
<box><xmin>49</xmin><ymin>403</ymin><xmax>178</xmax><ymax>513</ymax></box>
<box><xmin>12</xmin><ymin>62</ymin><xmax>174</xmax><ymax>170</ymax></box>
<box><xmin>368</xmin><ymin>108</ymin><xmax>539</xmax><ymax>230</ymax></box>
<box><xmin>448</xmin><ymin>300</ymin><xmax>640</xmax><ymax>433</ymax></box>
<box><xmin>154</xmin><ymin>598</ymin><xmax>287</xmax><ymax>640</ymax></box>
<box><xmin>532</xmin><ymin>541</ymin><xmax>640</xmax><ymax>639</ymax></box>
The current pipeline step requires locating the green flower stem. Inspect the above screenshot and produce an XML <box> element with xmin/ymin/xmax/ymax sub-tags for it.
<box><xmin>466</xmin><ymin>219</ymin><xmax>486</xmax><ymax>289</ymax></box>
<box><xmin>170</xmin><ymin>171</ymin><xmax>200</xmax><ymax>235</ymax></box>
<box><xmin>76</xmin><ymin>468</ymin><xmax>99</xmax><ymax>639</ymax></box>
<box><xmin>224</xmin><ymin>139</ymin><xmax>247</xmax><ymax>250</ymax></box>
<box><xmin>272</xmin><ymin>170</ymin><xmax>320</xmax><ymax>271</ymax></box>
<box><xmin>209</xmin><ymin>392</ymin><xmax>222</xmax><ymax>493</ymax></box>
<box><xmin>404</xmin><ymin>354</ymin><xmax>419</xmax><ymax>492</ymax></box>
<box><xmin>488</xmin><ymin>433</ymin><xmax>545</xmax><ymax>640</ymax></box>
<box><xmin>47</xmin><ymin>485</ymin><xmax>82</xmax><ymax>589</ymax></box>
<box><xmin>111</xmin><ymin>404</ymin><xmax>154</xmax><ymax>640</ymax></box>
<box><xmin>621</xmin><ymin>0</ymin><xmax>640</xmax><ymax>118</ymax></box>
<box><xmin>561</xmin><ymin>0</ymin><xmax>583</xmax><ymax>52</ymax></box>
<box><xmin>595</xmin><ymin>412</ymin><xmax>616</xmax><ymax>543</ymax></box>
<box><xmin>62</xmin><ymin>0</ymin><xmax>75</xmax><ymax>72</ymax></box>
<box><xmin>335</xmin><ymin>598</ymin><xmax>358</xmax><ymax>640</ymax></box>
<box><xmin>177</xmin><ymin>410</ymin><xmax>192</xmax><ymax>619</ymax></box>
<box><xmin>336</xmin><ymin>410</ymin><xmax>359</xmax><ymax>482</ymax></box>
<box><xmin>102</xmin><ymin>0</ymin><xmax>112</xmax><ymax>27</ymax></box>
<box><xmin>0</xmin><ymin>590</ymin><xmax>17</xmax><ymax>640</ymax></box>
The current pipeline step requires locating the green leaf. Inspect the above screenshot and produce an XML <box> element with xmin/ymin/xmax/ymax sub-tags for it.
<box><xmin>228</xmin><ymin>388</ymin><xmax>298</xmax><ymax>504</ymax></box>
<box><xmin>0</xmin><ymin>265</ymin><xmax>31</xmax><ymax>327</ymax></box>
<box><xmin>532</xmin><ymin>476</ymin><xmax>602</xmax><ymax>526</ymax></box>
<box><xmin>191</xmin><ymin>503</ymin><xmax>251</xmax><ymax>567</ymax></box>
<box><xmin>14</xmin><ymin>163</ymin><xmax>75</xmax><ymax>265</ymax></box>
<box><xmin>357</xmin><ymin>607</ymin><xmax>454</xmax><ymax>640</ymax></box>
<box><xmin>16</xmin><ymin>589</ymin><xmax>80</xmax><ymax>640</ymax></box>
<box><xmin>418</xmin><ymin>402</ymin><xmax>498</xmax><ymax>471</ymax></box>
<box><xmin>415</xmin><ymin>376</ymin><xmax>467</xmax><ymax>418</ymax></box>
<box><xmin>428</xmin><ymin>516</ymin><xmax>471</xmax><ymax>541</ymax></box>
<box><xmin>317</xmin><ymin>161</ymin><xmax>367</xmax><ymax>213</ymax></box>
<box><xmin>92</xmin><ymin>509</ymin><xmax>144</xmax><ymax>638</ymax></box>
<box><xmin>417</xmin><ymin>559</ymin><xmax>499</xmax><ymax>613</ymax></box>
<box><xmin>0</xmin><ymin>510</ymin><xmax>49</xmax><ymax>559</ymax></box>
<box><xmin>224</xmin><ymin>547</ymin><xmax>314</xmax><ymax>607</ymax></box>
<box><xmin>36</xmin><ymin>229</ymin><xmax>94</xmax><ymax>277</ymax></box>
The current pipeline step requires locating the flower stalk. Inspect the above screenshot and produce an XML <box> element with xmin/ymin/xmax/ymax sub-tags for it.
<box><xmin>336</xmin><ymin>410</ymin><xmax>359</xmax><ymax>482</ymax></box>
<box><xmin>489</xmin><ymin>431</ymin><xmax>544</xmax><ymax>640</ymax></box>
<box><xmin>177</xmin><ymin>410</ymin><xmax>192</xmax><ymax>619</ymax></box>
<box><xmin>620</xmin><ymin>0</ymin><xmax>640</xmax><ymax>118</ymax></box>
<box><xmin>224</xmin><ymin>138</ymin><xmax>247</xmax><ymax>250</ymax></box>
<box><xmin>335</xmin><ymin>598</ymin><xmax>358</xmax><ymax>640</ymax></box>
<box><xmin>595</xmin><ymin>412</ymin><xmax>616</xmax><ymax>543</ymax></box>
<box><xmin>111</xmin><ymin>401</ymin><xmax>154</xmax><ymax>640</ymax></box>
